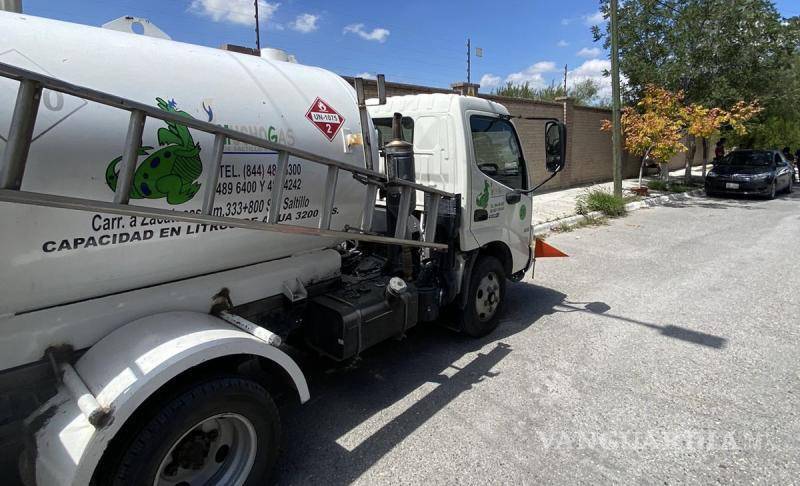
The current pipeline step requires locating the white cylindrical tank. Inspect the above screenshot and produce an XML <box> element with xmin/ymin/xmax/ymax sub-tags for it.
<box><xmin>0</xmin><ymin>12</ymin><xmax>370</xmax><ymax>315</ymax></box>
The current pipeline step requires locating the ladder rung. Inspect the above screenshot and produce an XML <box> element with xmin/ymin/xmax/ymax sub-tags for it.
<box><xmin>202</xmin><ymin>133</ymin><xmax>225</xmax><ymax>215</ymax></box>
<box><xmin>0</xmin><ymin>79</ymin><xmax>42</xmax><ymax>190</ymax></box>
<box><xmin>394</xmin><ymin>186</ymin><xmax>412</xmax><ymax>239</ymax></box>
<box><xmin>360</xmin><ymin>184</ymin><xmax>378</xmax><ymax>232</ymax></box>
<box><xmin>113</xmin><ymin>110</ymin><xmax>146</xmax><ymax>205</ymax></box>
<box><xmin>423</xmin><ymin>193</ymin><xmax>441</xmax><ymax>243</ymax></box>
<box><xmin>268</xmin><ymin>151</ymin><xmax>289</xmax><ymax>224</ymax></box>
<box><xmin>319</xmin><ymin>166</ymin><xmax>338</xmax><ymax>230</ymax></box>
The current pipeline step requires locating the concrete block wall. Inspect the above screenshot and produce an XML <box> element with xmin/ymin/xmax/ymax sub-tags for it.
<box><xmin>344</xmin><ymin>76</ymin><xmax>706</xmax><ymax>191</ymax></box>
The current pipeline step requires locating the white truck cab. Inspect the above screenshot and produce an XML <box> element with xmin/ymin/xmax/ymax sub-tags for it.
<box><xmin>369</xmin><ymin>94</ymin><xmax>534</xmax><ymax>277</ymax></box>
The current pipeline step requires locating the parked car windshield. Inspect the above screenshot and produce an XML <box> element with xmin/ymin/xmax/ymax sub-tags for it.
<box><xmin>718</xmin><ymin>151</ymin><xmax>772</xmax><ymax>166</ymax></box>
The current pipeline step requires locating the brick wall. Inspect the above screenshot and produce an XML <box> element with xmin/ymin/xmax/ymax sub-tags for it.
<box><xmin>345</xmin><ymin>77</ymin><xmax>705</xmax><ymax>191</ymax></box>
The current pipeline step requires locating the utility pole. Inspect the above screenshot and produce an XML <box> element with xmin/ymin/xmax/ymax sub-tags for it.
<box><xmin>610</xmin><ymin>0</ymin><xmax>623</xmax><ymax>197</ymax></box>
<box><xmin>466</xmin><ymin>38</ymin><xmax>471</xmax><ymax>84</ymax></box>
<box><xmin>254</xmin><ymin>0</ymin><xmax>261</xmax><ymax>51</ymax></box>
<box><xmin>563</xmin><ymin>64</ymin><xmax>568</xmax><ymax>96</ymax></box>
<box><xmin>0</xmin><ymin>0</ymin><xmax>22</xmax><ymax>12</ymax></box>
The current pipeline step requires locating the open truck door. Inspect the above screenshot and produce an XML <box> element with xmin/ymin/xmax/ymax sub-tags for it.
<box><xmin>467</xmin><ymin>113</ymin><xmax>533</xmax><ymax>272</ymax></box>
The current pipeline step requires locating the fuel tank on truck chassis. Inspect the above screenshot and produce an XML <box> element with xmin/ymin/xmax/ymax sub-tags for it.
<box><xmin>0</xmin><ymin>12</ymin><xmax>373</xmax><ymax>317</ymax></box>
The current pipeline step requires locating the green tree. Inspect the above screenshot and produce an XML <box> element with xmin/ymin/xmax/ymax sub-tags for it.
<box><xmin>493</xmin><ymin>78</ymin><xmax>604</xmax><ymax>107</ymax></box>
<box><xmin>593</xmin><ymin>0</ymin><xmax>799</xmax><ymax>180</ymax></box>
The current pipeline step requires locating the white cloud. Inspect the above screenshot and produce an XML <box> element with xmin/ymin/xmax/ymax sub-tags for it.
<box><xmin>561</xmin><ymin>18</ymin><xmax>573</xmax><ymax>25</ymax></box>
<box><xmin>577</xmin><ymin>47</ymin><xmax>602</xmax><ymax>58</ymax></box>
<box><xmin>489</xmin><ymin>57</ymin><xmax>620</xmax><ymax>105</ymax></box>
<box><xmin>190</xmin><ymin>0</ymin><xmax>279</xmax><ymax>26</ymax></box>
<box><xmin>504</xmin><ymin>61</ymin><xmax>558</xmax><ymax>87</ymax></box>
<box><xmin>568</xmin><ymin>58</ymin><xmax>612</xmax><ymax>98</ymax></box>
<box><xmin>479</xmin><ymin>73</ymin><xmax>502</xmax><ymax>89</ymax></box>
<box><xmin>343</xmin><ymin>23</ymin><xmax>390</xmax><ymax>43</ymax></box>
<box><xmin>583</xmin><ymin>11</ymin><xmax>606</xmax><ymax>25</ymax></box>
<box><xmin>355</xmin><ymin>72</ymin><xmax>376</xmax><ymax>79</ymax></box>
<box><xmin>557</xmin><ymin>40</ymin><xmax>570</xmax><ymax>48</ymax></box>
<box><xmin>289</xmin><ymin>13</ymin><xmax>319</xmax><ymax>33</ymax></box>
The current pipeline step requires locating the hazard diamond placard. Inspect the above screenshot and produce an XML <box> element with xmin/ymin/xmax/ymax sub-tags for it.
<box><xmin>305</xmin><ymin>97</ymin><xmax>345</xmax><ymax>141</ymax></box>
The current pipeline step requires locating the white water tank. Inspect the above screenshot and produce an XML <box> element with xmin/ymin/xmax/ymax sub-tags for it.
<box><xmin>0</xmin><ymin>12</ymin><xmax>370</xmax><ymax>315</ymax></box>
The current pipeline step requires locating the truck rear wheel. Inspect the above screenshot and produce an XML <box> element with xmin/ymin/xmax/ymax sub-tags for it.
<box><xmin>96</xmin><ymin>375</ymin><xmax>280</xmax><ymax>486</ymax></box>
<box><xmin>459</xmin><ymin>256</ymin><xmax>506</xmax><ymax>337</ymax></box>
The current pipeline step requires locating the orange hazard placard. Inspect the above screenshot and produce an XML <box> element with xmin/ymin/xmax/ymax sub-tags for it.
<box><xmin>534</xmin><ymin>238</ymin><xmax>568</xmax><ymax>258</ymax></box>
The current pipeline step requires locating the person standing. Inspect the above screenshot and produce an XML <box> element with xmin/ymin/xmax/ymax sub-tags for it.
<box><xmin>786</xmin><ymin>147</ymin><xmax>800</xmax><ymax>183</ymax></box>
<box><xmin>714</xmin><ymin>138</ymin><xmax>727</xmax><ymax>161</ymax></box>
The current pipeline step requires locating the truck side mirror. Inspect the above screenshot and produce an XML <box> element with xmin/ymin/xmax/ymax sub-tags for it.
<box><xmin>545</xmin><ymin>121</ymin><xmax>567</xmax><ymax>173</ymax></box>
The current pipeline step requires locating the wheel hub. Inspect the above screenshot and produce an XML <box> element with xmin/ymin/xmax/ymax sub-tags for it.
<box><xmin>155</xmin><ymin>413</ymin><xmax>257</xmax><ymax>486</ymax></box>
<box><xmin>475</xmin><ymin>272</ymin><xmax>501</xmax><ymax>322</ymax></box>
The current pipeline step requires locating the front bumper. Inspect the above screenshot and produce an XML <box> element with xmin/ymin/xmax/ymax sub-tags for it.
<box><xmin>705</xmin><ymin>178</ymin><xmax>771</xmax><ymax>195</ymax></box>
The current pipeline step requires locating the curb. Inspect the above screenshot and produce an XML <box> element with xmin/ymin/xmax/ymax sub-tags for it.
<box><xmin>532</xmin><ymin>189</ymin><xmax>705</xmax><ymax>236</ymax></box>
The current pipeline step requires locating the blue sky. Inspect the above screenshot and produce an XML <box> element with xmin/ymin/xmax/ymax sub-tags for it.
<box><xmin>21</xmin><ymin>0</ymin><xmax>800</xmax><ymax>97</ymax></box>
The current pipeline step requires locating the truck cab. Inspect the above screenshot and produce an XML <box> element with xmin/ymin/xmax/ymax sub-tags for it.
<box><xmin>369</xmin><ymin>93</ymin><xmax>565</xmax><ymax>337</ymax></box>
<box><xmin>371</xmin><ymin>94</ymin><xmax>532</xmax><ymax>275</ymax></box>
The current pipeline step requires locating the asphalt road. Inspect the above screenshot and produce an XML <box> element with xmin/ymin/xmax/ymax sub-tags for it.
<box><xmin>274</xmin><ymin>190</ymin><xmax>800</xmax><ymax>485</ymax></box>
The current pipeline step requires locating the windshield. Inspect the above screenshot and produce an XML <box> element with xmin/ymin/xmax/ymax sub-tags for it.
<box><xmin>718</xmin><ymin>151</ymin><xmax>773</xmax><ymax>166</ymax></box>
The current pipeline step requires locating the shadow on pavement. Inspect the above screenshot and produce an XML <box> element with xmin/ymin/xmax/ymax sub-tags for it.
<box><xmin>273</xmin><ymin>281</ymin><xmax>566</xmax><ymax>485</ymax></box>
<box><xmin>556</xmin><ymin>300</ymin><xmax>727</xmax><ymax>349</ymax></box>
<box><xmin>273</xmin><ymin>281</ymin><xmax>726</xmax><ymax>484</ymax></box>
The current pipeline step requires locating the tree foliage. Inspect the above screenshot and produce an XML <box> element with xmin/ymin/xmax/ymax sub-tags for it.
<box><xmin>593</xmin><ymin>0</ymin><xmax>799</xmax><ymax>148</ymax></box>
<box><xmin>602</xmin><ymin>85</ymin><xmax>759</xmax><ymax>186</ymax></box>
<box><xmin>602</xmin><ymin>86</ymin><xmax>686</xmax><ymax>165</ymax></box>
<box><xmin>493</xmin><ymin>78</ymin><xmax>605</xmax><ymax>107</ymax></box>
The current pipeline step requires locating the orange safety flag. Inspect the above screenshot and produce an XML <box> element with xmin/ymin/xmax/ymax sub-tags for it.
<box><xmin>534</xmin><ymin>238</ymin><xmax>568</xmax><ymax>258</ymax></box>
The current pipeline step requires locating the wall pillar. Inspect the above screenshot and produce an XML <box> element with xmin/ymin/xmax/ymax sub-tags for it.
<box><xmin>450</xmin><ymin>82</ymin><xmax>480</xmax><ymax>96</ymax></box>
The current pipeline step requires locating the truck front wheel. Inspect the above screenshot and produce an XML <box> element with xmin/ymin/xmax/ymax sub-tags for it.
<box><xmin>96</xmin><ymin>375</ymin><xmax>280</xmax><ymax>486</ymax></box>
<box><xmin>459</xmin><ymin>256</ymin><xmax>506</xmax><ymax>337</ymax></box>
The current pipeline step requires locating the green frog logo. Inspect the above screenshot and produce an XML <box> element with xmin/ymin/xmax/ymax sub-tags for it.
<box><xmin>105</xmin><ymin>98</ymin><xmax>202</xmax><ymax>205</ymax></box>
<box><xmin>519</xmin><ymin>203</ymin><xmax>527</xmax><ymax>221</ymax></box>
<box><xmin>476</xmin><ymin>181</ymin><xmax>490</xmax><ymax>209</ymax></box>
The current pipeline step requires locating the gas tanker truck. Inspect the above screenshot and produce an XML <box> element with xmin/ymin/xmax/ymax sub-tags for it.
<box><xmin>0</xmin><ymin>11</ymin><xmax>567</xmax><ymax>486</ymax></box>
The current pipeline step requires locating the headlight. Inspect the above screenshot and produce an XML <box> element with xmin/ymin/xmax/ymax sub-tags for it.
<box><xmin>751</xmin><ymin>173</ymin><xmax>771</xmax><ymax>180</ymax></box>
<box><xmin>707</xmin><ymin>171</ymin><xmax>718</xmax><ymax>178</ymax></box>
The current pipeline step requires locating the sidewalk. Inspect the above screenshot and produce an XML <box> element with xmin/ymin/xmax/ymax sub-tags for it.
<box><xmin>531</xmin><ymin>165</ymin><xmax>706</xmax><ymax>226</ymax></box>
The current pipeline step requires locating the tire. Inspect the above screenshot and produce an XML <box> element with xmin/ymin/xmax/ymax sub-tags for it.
<box><xmin>767</xmin><ymin>180</ymin><xmax>777</xmax><ymax>200</ymax></box>
<box><xmin>96</xmin><ymin>375</ymin><xmax>280</xmax><ymax>486</ymax></box>
<box><xmin>458</xmin><ymin>256</ymin><xmax>506</xmax><ymax>338</ymax></box>
<box><xmin>787</xmin><ymin>178</ymin><xmax>793</xmax><ymax>194</ymax></box>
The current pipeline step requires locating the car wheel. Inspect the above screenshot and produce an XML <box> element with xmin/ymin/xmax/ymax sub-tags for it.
<box><xmin>787</xmin><ymin>178</ymin><xmax>793</xmax><ymax>194</ymax></box>
<box><xmin>95</xmin><ymin>375</ymin><xmax>280</xmax><ymax>486</ymax></box>
<box><xmin>458</xmin><ymin>256</ymin><xmax>506</xmax><ymax>338</ymax></box>
<box><xmin>767</xmin><ymin>180</ymin><xmax>776</xmax><ymax>200</ymax></box>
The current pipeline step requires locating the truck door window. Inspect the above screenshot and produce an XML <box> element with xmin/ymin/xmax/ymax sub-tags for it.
<box><xmin>470</xmin><ymin>115</ymin><xmax>526</xmax><ymax>190</ymax></box>
<box><xmin>373</xmin><ymin>117</ymin><xmax>414</xmax><ymax>147</ymax></box>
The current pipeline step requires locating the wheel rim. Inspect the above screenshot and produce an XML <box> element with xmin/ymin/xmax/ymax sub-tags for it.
<box><xmin>475</xmin><ymin>271</ymin><xmax>501</xmax><ymax>322</ymax></box>
<box><xmin>154</xmin><ymin>413</ymin><xmax>257</xmax><ymax>486</ymax></box>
